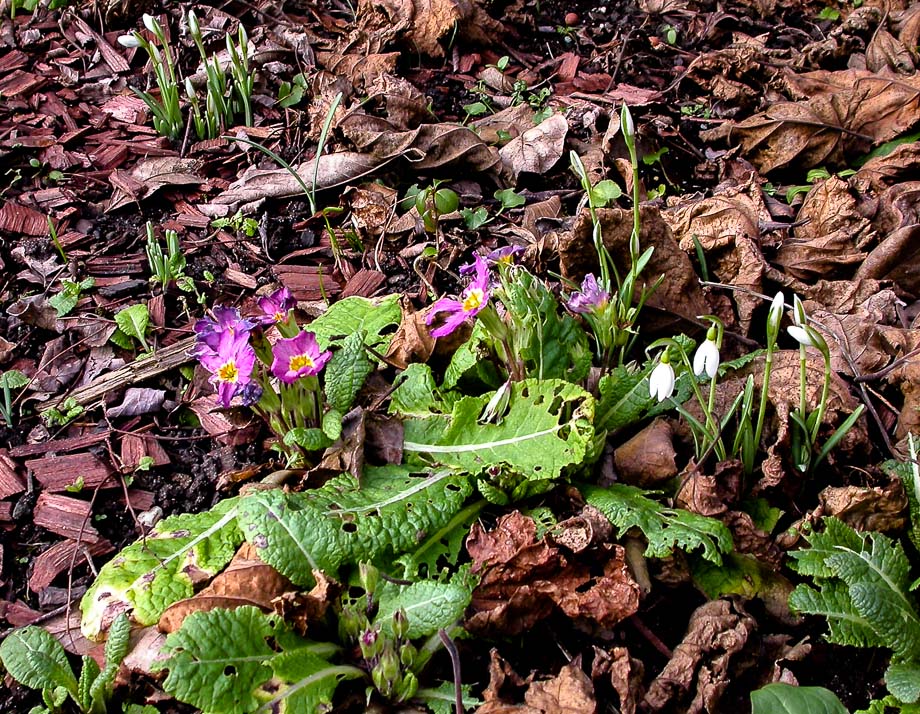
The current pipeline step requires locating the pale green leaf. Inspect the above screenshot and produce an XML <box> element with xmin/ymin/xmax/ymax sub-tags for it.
<box><xmin>751</xmin><ymin>683</ymin><xmax>849</xmax><ymax>714</ymax></box>
<box><xmin>156</xmin><ymin>606</ymin><xmax>277</xmax><ymax>714</ymax></box>
<box><xmin>581</xmin><ymin>483</ymin><xmax>733</xmax><ymax>564</ymax></box>
<box><xmin>402</xmin><ymin>379</ymin><xmax>595</xmax><ymax>482</ymax></box>
<box><xmin>114</xmin><ymin>304</ymin><xmax>150</xmax><ymax>344</ymax></box>
<box><xmin>375</xmin><ymin>580</ymin><xmax>472</xmax><ymax>638</ymax></box>
<box><xmin>109</xmin><ymin>327</ymin><xmax>134</xmax><ymax>350</ymax></box>
<box><xmin>390</xmin><ymin>363</ymin><xmax>444</xmax><ymax>416</ymax></box>
<box><xmin>80</xmin><ymin>499</ymin><xmax>243</xmax><ymax>639</ymax></box>
<box><xmin>259</xmin><ymin>649</ymin><xmax>363</xmax><ymax>714</ymax></box>
<box><xmin>0</xmin><ymin>369</ymin><xmax>29</xmax><ymax>390</ymax></box>
<box><xmin>0</xmin><ymin>626</ymin><xmax>77</xmax><ymax>695</ymax></box>
<box><xmin>308</xmin><ymin>294</ymin><xmax>401</xmax><ymax>351</ymax></box>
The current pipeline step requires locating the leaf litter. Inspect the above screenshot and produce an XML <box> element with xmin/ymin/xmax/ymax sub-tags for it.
<box><xmin>2</xmin><ymin>0</ymin><xmax>920</xmax><ymax>711</ymax></box>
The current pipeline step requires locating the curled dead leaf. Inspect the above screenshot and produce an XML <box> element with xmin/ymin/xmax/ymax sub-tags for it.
<box><xmin>499</xmin><ymin>114</ymin><xmax>569</xmax><ymax>180</ymax></box>
<box><xmin>819</xmin><ymin>480</ymin><xmax>908</xmax><ymax>533</ymax></box>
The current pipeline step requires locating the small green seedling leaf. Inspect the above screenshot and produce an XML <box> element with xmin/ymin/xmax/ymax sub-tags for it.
<box><xmin>494</xmin><ymin>188</ymin><xmax>526</xmax><ymax>209</ymax></box>
<box><xmin>0</xmin><ymin>369</ymin><xmax>29</xmax><ymax>390</ymax></box>
<box><xmin>589</xmin><ymin>179</ymin><xmax>622</xmax><ymax>207</ymax></box>
<box><xmin>114</xmin><ymin>304</ymin><xmax>150</xmax><ymax>351</ymax></box>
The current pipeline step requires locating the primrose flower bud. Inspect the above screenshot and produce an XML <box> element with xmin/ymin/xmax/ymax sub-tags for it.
<box><xmin>693</xmin><ymin>335</ymin><xmax>720</xmax><ymax>379</ymax></box>
<box><xmin>392</xmin><ymin>608</ymin><xmax>409</xmax><ymax>641</ymax></box>
<box><xmin>359</xmin><ymin>562</ymin><xmax>379</xmax><ymax>597</ymax></box>
<box><xmin>359</xmin><ymin>627</ymin><xmax>383</xmax><ymax>660</ymax></box>
<box><xmin>649</xmin><ymin>353</ymin><xmax>675</xmax><ymax>403</ymax></box>
<box><xmin>396</xmin><ymin>672</ymin><xmax>419</xmax><ymax>702</ymax></box>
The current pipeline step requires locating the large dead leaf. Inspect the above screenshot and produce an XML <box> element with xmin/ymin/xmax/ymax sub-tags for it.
<box><xmin>855</xmin><ymin>181</ymin><xmax>920</xmax><ymax>297</ymax></box>
<box><xmin>710</xmin><ymin>70</ymin><xmax>920</xmax><ymax>173</ymax></box>
<box><xmin>107</xmin><ymin>157</ymin><xmax>203</xmax><ymax>212</ymax></box>
<box><xmin>774</xmin><ymin>177</ymin><xmax>872</xmax><ymax>279</ymax></box>
<box><xmin>499</xmin><ymin>114</ymin><xmax>569</xmax><ymax>180</ymax></box>
<box><xmin>644</xmin><ymin>599</ymin><xmax>755</xmax><ymax>713</ymax></box>
<box><xmin>819</xmin><ymin>480</ymin><xmax>908</xmax><ymax>534</ymax></box>
<box><xmin>592</xmin><ymin>646</ymin><xmax>643</xmax><ymax>714</ymax></box>
<box><xmin>465</xmin><ymin>511</ymin><xmax>640</xmax><ymax>636</ymax></box>
<box><xmin>613</xmin><ymin>418</ymin><xmax>678</xmax><ymax>488</ymax></box>
<box><xmin>476</xmin><ymin>655</ymin><xmax>596</xmax><ymax>714</ymax></box>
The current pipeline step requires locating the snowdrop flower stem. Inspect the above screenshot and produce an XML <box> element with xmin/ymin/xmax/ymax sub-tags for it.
<box><xmin>753</xmin><ymin>291</ymin><xmax>784</xmax><ymax>466</ymax></box>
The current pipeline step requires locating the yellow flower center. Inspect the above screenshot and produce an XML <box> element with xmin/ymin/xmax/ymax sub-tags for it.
<box><xmin>462</xmin><ymin>288</ymin><xmax>484</xmax><ymax>313</ymax></box>
<box><xmin>289</xmin><ymin>354</ymin><xmax>315</xmax><ymax>372</ymax></box>
<box><xmin>217</xmin><ymin>361</ymin><xmax>239</xmax><ymax>383</ymax></box>
<box><xmin>274</xmin><ymin>311</ymin><xmax>285</xmax><ymax>323</ymax></box>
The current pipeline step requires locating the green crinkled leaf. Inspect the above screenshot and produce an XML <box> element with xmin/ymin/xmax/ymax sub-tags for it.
<box><xmin>324</xmin><ymin>330</ymin><xmax>373</xmax><ymax>414</ymax></box>
<box><xmin>390</xmin><ymin>363</ymin><xmax>445</xmax><ymax>416</ymax></box>
<box><xmin>581</xmin><ymin>483</ymin><xmax>733</xmax><ymax>564</ymax></box>
<box><xmin>402</xmin><ymin>379</ymin><xmax>594</xmax><ymax>482</ymax></box>
<box><xmin>857</xmin><ymin>695</ymin><xmax>920</xmax><ymax>714</ymax></box>
<box><xmin>238</xmin><ymin>466</ymin><xmax>473</xmax><ymax>587</ymax></box>
<box><xmin>78</xmin><ymin>655</ymin><xmax>100</xmax><ymax>712</ymax></box>
<box><xmin>789</xmin><ymin>581</ymin><xmax>883</xmax><ymax>649</ymax></box>
<box><xmin>80</xmin><ymin>499</ymin><xmax>243</xmax><ymax>639</ymax></box>
<box><xmin>396</xmin><ymin>500</ymin><xmax>485</xmax><ymax>580</ymax></box>
<box><xmin>418</xmin><ymin>682</ymin><xmax>482</xmax><ymax>714</ymax></box>
<box><xmin>375</xmin><ymin>579</ymin><xmax>472</xmax><ymax>638</ymax></box>
<box><xmin>283</xmin><ymin>427</ymin><xmax>332</xmax><ymax>452</ymax></box>
<box><xmin>887</xmin><ymin>662</ymin><xmax>920</xmax><ymax>704</ymax></box>
<box><xmin>0</xmin><ymin>369</ymin><xmax>29</xmax><ymax>390</ymax></box>
<box><xmin>751</xmin><ymin>683</ymin><xmax>849</xmax><ymax>714</ymax></box>
<box><xmin>0</xmin><ymin>626</ymin><xmax>77</xmax><ymax>695</ymax></box>
<box><xmin>258</xmin><ymin>648</ymin><xmax>362</xmax><ymax>714</ymax></box>
<box><xmin>308</xmin><ymin>295</ymin><xmax>401</xmax><ymax>351</ymax></box>
<box><xmin>155</xmin><ymin>606</ymin><xmax>278</xmax><ymax>714</ymax></box>
<box><xmin>787</xmin><ymin>517</ymin><xmax>863</xmax><ymax>579</ymax></box>
<box><xmin>883</xmin><ymin>451</ymin><xmax>920</xmax><ymax>552</ymax></box>
<box><xmin>442</xmin><ymin>321</ymin><xmax>501</xmax><ymax>391</ymax></box>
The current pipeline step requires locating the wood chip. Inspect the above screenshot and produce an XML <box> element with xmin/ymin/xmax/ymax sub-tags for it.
<box><xmin>10</xmin><ymin>432</ymin><xmax>109</xmax><ymax>458</ymax></box>
<box><xmin>0</xmin><ymin>69</ymin><xmax>45</xmax><ymax>97</ymax></box>
<box><xmin>120</xmin><ymin>432</ymin><xmax>170</xmax><ymax>469</ymax></box>
<box><xmin>29</xmin><ymin>538</ymin><xmax>114</xmax><ymax>593</ymax></box>
<box><xmin>0</xmin><ymin>200</ymin><xmax>50</xmax><ymax>236</ymax></box>
<box><xmin>0</xmin><ymin>448</ymin><xmax>24</xmax><ymax>499</ymax></box>
<box><xmin>341</xmin><ymin>268</ymin><xmax>387</xmax><ymax>298</ymax></box>
<box><xmin>26</xmin><ymin>452</ymin><xmax>116</xmax><ymax>492</ymax></box>
<box><xmin>271</xmin><ymin>265</ymin><xmax>342</xmax><ymax>301</ymax></box>
<box><xmin>33</xmin><ymin>493</ymin><xmax>102</xmax><ymax>543</ymax></box>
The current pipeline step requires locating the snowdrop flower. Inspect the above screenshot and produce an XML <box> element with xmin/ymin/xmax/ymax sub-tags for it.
<box><xmin>767</xmin><ymin>291</ymin><xmax>785</xmax><ymax>338</ymax></box>
<box><xmin>117</xmin><ymin>33</ymin><xmax>142</xmax><ymax>48</ymax></box>
<box><xmin>620</xmin><ymin>103</ymin><xmax>635</xmax><ymax>140</ymax></box>
<box><xmin>787</xmin><ymin>324</ymin><xmax>828</xmax><ymax>354</ymax></box>
<box><xmin>792</xmin><ymin>294</ymin><xmax>808</xmax><ymax>327</ymax></box>
<box><xmin>142</xmin><ymin>13</ymin><xmax>159</xmax><ymax>35</ymax></box>
<box><xmin>649</xmin><ymin>353</ymin><xmax>675</xmax><ymax>402</ymax></box>
<box><xmin>693</xmin><ymin>331</ymin><xmax>720</xmax><ymax>379</ymax></box>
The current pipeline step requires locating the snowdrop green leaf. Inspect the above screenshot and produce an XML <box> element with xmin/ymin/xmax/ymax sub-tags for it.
<box><xmin>402</xmin><ymin>379</ymin><xmax>594</xmax><ymax>482</ymax></box>
<box><xmin>581</xmin><ymin>483</ymin><xmax>733</xmax><ymax>563</ymax></box>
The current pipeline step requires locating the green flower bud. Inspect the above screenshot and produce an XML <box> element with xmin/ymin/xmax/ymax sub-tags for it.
<box><xmin>358</xmin><ymin>562</ymin><xmax>379</xmax><ymax>597</ymax></box>
<box><xmin>396</xmin><ymin>671</ymin><xmax>419</xmax><ymax>702</ymax></box>
<box><xmin>392</xmin><ymin>608</ymin><xmax>409</xmax><ymax>641</ymax></box>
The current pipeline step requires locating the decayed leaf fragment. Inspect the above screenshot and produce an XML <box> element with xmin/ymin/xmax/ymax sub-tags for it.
<box><xmin>465</xmin><ymin>511</ymin><xmax>640</xmax><ymax>636</ymax></box>
<box><xmin>499</xmin><ymin>114</ymin><xmax>569</xmax><ymax>180</ymax></box>
<box><xmin>644</xmin><ymin>599</ymin><xmax>756</xmax><ymax>713</ymax></box>
<box><xmin>476</xmin><ymin>653</ymin><xmax>596</xmax><ymax>714</ymax></box>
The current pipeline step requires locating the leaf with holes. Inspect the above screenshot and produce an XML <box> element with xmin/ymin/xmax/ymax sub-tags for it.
<box><xmin>402</xmin><ymin>379</ymin><xmax>594</xmax><ymax>482</ymax></box>
<box><xmin>308</xmin><ymin>294</ymin><xmax>401</xmax><ymax>351</ymax></box>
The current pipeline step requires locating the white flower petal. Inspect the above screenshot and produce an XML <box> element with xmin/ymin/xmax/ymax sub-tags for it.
<box><xmin>649</xmin><ymin>362</ymin><xmax>675</xmax><ymax>402</ymax></box>
<box><xmin>787</xmin><ymin>325</ymin><xmax>815</xmax><ymax>347</ymax></box>
<box><xmin>693</xmin><ymin>339</ymin><xmax>720</xmax><ymax>379</ymax></box>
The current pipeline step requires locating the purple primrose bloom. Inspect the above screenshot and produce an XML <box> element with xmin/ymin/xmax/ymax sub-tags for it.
<box><xmin>257</xmin><ymin>287</ymin><xmax>296</xmax><ymax>326</ymax></box>
<box><xmin>567</xmin><ymin>274</ymin><xmax>610</xmax><ymax>315</ymax></box>
<box><xmin>198</xmin><ymin>330</ymin><xmax>257</xmax><ymax>407</ymax></box>
<box><xmin>194</xmin><ymin>306</ymin><xmax>256</xmax><ymax>352</ymax></box>
<box><xmin>459</xmin><ymin>245</ymin><xmax>523</xmax><ymax>275</ymax></box>
<box><xmin>426</xmin><ymin>254</ymin><xmax>491</xmax><ymax>338</ymax></box>
<box><xmin>271</xmin><ymin>331</ymin><xmax>332</xmax><ymax>383</ymax></box>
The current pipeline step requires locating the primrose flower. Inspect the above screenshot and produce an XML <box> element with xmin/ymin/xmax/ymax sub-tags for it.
<box><xmin>567</xmin><ymin>273</ymin><xmax>610</xmax><ymax>314</ymax></box>
<box><xmin>194</xmin><ymin>306</ymin><xmax>255</xmax><ymax>352</ymax></box>
<box><xmin>693</xmin><ymin>332</ymin><xmax>720</xmax><ymax>379</ymax></box>
<box><xmin>271</xmin><ymin>331</ymin><xmax>331</xmax><ymax>383</ymax></box>
<box><xmin>198</xmin><ymin>330</ymin><xmax>256</xmax><ymax>407</ymax></box>
<box><xmin>458</xmin><ymin>246</ymin><xmax>523</xmax><ymax>276</ymax></box>
<box><xmin>257</xmin><ymin>287</ymin><xmax>296</xmax><ymax>326</ymax></box>
<box><xmin>649</xmin><ymin>353</ymin><xmax>675</xmax><ymax>403</ymax></box>
<box><xmin>426</xmin><ymin>255</ymin><xmax>491</xmax><ymax>338</ymax></box>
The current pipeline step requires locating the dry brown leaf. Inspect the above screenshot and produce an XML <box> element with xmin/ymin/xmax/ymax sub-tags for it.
<box><xmin>523</xmin><ymin>662</ymin><xmax>596</xmax><ymax>714</ymax></box>
<box><xmin>855</xmin><ymin>141</ymin><xmax>920</xmax><ymax>191</ymax></box>
<box><xmin>644</xmin><ymin>599</ymin><xmax>756</xmax><ymax>713</ymax></box>
<box><xmin>158</xmin><ymin>542</ymin><xmax>291</xmax><ymax>633</ymax></box>
<box><xmin>499</xmin><ymin>114</ymin><xmax>568</xmax><ymax>180</ymax></box>
<box><xmin>386</xmin><ymin>298</ymin><xmax>436</xmax><ymax>369</ymax></box>
<box><xmin>592</xmin><ymin>646</ymin><xmax>643</xmax><ymax>714</ymax></box>
<box><xmin>465</xmin><ymin>512</ymin><xmax>640</xmax><ymax>636</ymax></box>
<box><xmin>716</xmin><ymin>70</ymin><xmax>920</xmax><ymax>173</ymax></box>
<box><xmin>613</xmin><ymin>418</ymin><xmax>678</xmax><ymax>488</ymax></box>
<box><xmin>855</xmin><ymin>182</ymin><xmax>920</xmax><ymax>297</ymax></box>
<box><xmin>819</xmin><ymin>480</ymin><xmax>908</xmax><ymax>533</ymax></box>
<box><xmin>774</xmin><ymin>177</ymin><xmax>872</xmax><ymax>279</ymax></box>
<box><xmin>866</xmin><ymin>29</ymin><xmax>915</xmax><ymax>74</ymax></box>
<box><xmin>107</xmin><ymin>157</ymin><xmax>203</xmax><ymax>212</ymax></box>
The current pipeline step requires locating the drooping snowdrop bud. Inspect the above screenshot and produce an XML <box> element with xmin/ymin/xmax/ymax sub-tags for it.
<box><xmin>118</xmin><ymin>33</ymin><xmax>142</xmax><ymax>48</ymax></box>
<box><xmin>693</xmin><ymin>329</ymin><xmax>720</xmax><ymax>379</ymax></box>
<box><xmin>620</xmin><ymin>103</ymin><xmax>635</xmax><ymax>141</ymax></box>
<box><xmin>142</xmin><ymin>13</ymin><xmax>159</xmax><ymax>34</ymax></box>
<box><xmin>767</xmin><ymin>290</ymin><xmax>785</xmax><ymax>339</ymax></box>
<box><xmin>649</xmin><ymin>352</ymin><xmax>675</xmax><ymax>403</ymax></box>
<box><xmin>187</xmin><ymin>10</ymin><xmax>200</xmax><ymax>39</ymax></box>
<box><xmin>787</xmin><ymin>324</ymin><xmax>828</xmax><ymax>354</ymax></box>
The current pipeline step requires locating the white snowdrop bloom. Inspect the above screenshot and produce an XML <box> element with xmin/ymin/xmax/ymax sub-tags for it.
<box><xmin>693</xmin><ymin>338</ymin><xmax>720</xmax><ymax>379</ymax></box>
<box><xmin>649</xmin><ymin>359</ymin><xmax>675</xmax><ymax>402</ymax></box>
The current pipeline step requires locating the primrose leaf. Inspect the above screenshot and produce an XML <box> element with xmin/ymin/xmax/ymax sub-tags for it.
<box><xmin>594</xmin><ymin>365</ymin><xmax>655</xmax><ymax>433</ymax></box>
<box><xmin>155</xmin><ymin>606</ymin><xmax>277</xmax><ymax>714</ymax></box>
<box><xmin>787</xmin><ymin>516</ymin><xmax>863</xmax><ymax>579</ymax></box>
<box><xmin>581</xmin><ymin>483</ymin><xmax>733</xmax><ymax>564</ymax></box>
<box><xmin>390</xmin><ymin>363</ymin><xmax>446</xmax><ymax>416</ymax></box>
<box><xmin>0</xmin><ymin>626</ymin><xmax>77</xmax><ymax>695</ymax></box>
<box><xmin>789</xmin><ymin>580</ymin><xmax>882</xmax><ymax>649</ymax></box>
<box><xmin>114</xmin><ymin>304</ymin><xmax>150</xmax><ymax>348</ymax></box>
<box><xmin>886</xmin><ymin>662</ymin><xmax>920</xmax><ymax>704</ymax></box>
<box><xmin>751</xmin><ymin>683</ymin><xmax>849</xmax><ymax>714</ymax></box>
<box><xmin>882</xmin><ymin>451</ymin><xmax>920</xmax><ymax>552</ymax></box>
<box><xmin>324</xmin><ymin>330</ymin><xmax>373</xmax><ymax>414</ymax></box>
<box><xmin>375</xmin><ymin>579</ymin><xmax>472</xmax><ymax>638</ymax></box>
<box><xmin>238</xmin><ymin>466</ymin><xmax>473</xmax><ymax>587</ymax></box>
<box><xmin>402</xmin><ymin>379</ymin><xmax>594</xmax><ymax>482</ymax></box>
<box><xmin>419</xmin><ymin>682</ymin><xmax>482</xmax><ymax>714</ymax></box>
<box><xmin>80</xmin><ymin>499</ymin><xmax>243</xmax><ymax>639</ymax></box>
<box><xmin>308</xmin><ymin>294</ymin><xmax>401</xmax><ymax>351</ymax></box>
<box><xmin>259</xmin><ymin>647</ymin><xmax>363</xmax><ymax>713</ymax></box>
